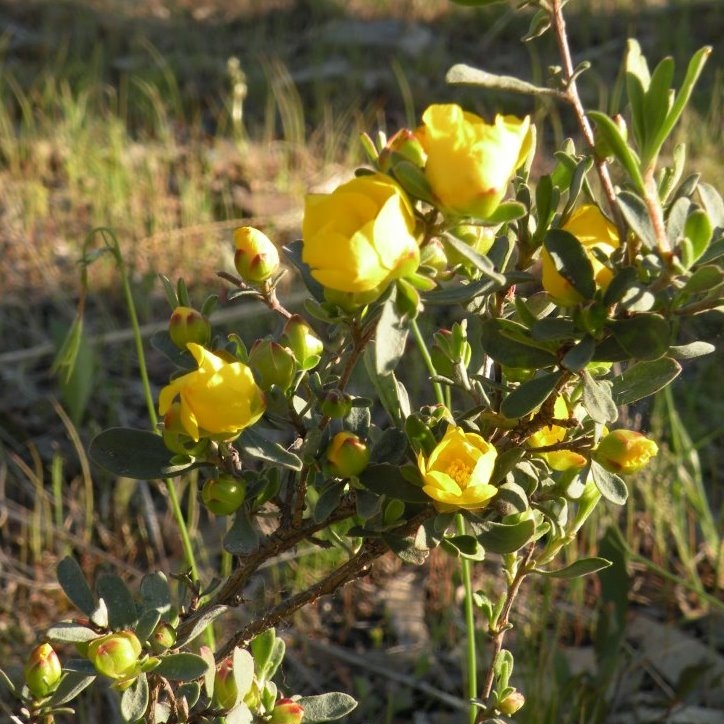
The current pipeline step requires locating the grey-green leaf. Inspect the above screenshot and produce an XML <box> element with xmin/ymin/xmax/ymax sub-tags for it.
<box><xmin>57</xmin><ymin>556</ymin><xmax>96</xmax><ymax>616</ymax></box>
<box><xmin>238</xmin><ymin>427</ymin><xmax>303</xmax><ymax>470</ymax></box>
<box><xmin>48</xmin><ymin>671</ymin><xmax>97</xmax><ymax>707</ymax></box>
<box><xmin>590</xmin><ymin>460</ymin><xmax>628</xmax><ymax>505</ymax></box>
<box><xmin>121</xmin><ymin>672</ymin><xmax>149</xmax><ymax>723</ymax></box>
<box><xmin>96</xmin><ymin>573</ymin><xmax>138</xmax><ymax>630</ymax></box>
<box><xmin>154</xmin><ymin>653</ymin><xmax>210</xmax><ymax>682</ymax></box>
<box><xmin>581</xmin><ymin>371</ymin><xmax>618</xmax><ymax>424</ymax></box>
<box><xmin>476</xmin><ymin>517</ymin><xmax>536</xmax><ymax>554</ymax></box>
<box><xmin>535</xmin><ymin>557</ymin><xmax>612</xmax><ymax>579</ymax></box>
<box><xmin>501</xmin><ymin>371</ymin><xmax>563</xmax><ymax>419</ymax></box>
<box><xmin>543</xmin><ymin>229</ymin><xmax>596</xmax><ymax>300</ymax></box>
<box><xmin>297</xmin><ymin>692</ymin><xmax>358</xmax><ymax>722</ymax></box>
<box><xmin>611</xmin><ymin>357</ymin><xmax>681</xmax><ymax>405</ymax></box>
<box><xmin>175</xmin><ymin>605</ymin><xmax>229</xmax><ymax>648</ymax></box>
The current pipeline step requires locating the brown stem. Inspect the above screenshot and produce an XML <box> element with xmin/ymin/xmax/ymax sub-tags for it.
<box><xmin>478</xmin><ymin>546</ymin><xmax>536</xmax><ymax>714</ymax></box>
<box><xmin>215</xmin><ymin>508</ymin><xmax>435</xmax><ymax>658</ymax></box>
<box><xmin>643</xmin><ymin>166</ymin><xmax>671</xmax><ymax>257</ymax></box>
<box><xmin>549</xmin><ymin>0</ymin><xmax>625</xmax><ymax>239</ymax></box>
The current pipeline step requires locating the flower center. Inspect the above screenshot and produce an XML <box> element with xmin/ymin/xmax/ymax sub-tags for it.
<box><xmin>447</xmin><ymin>459</ymin><xmax>472</xmax><ymax>488</ymax></box>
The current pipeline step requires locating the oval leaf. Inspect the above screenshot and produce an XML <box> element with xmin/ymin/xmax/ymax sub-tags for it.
<box><xmin>96</xmin><ymin>573</ymin><xmax>138</xmax><ymax>630</ymax></box>
<box><xmin>590</xmin><ymin>460</ymin><xmax>628</xmax><ymax>505</ymax></box>
<box><xmin>373</xmin><ymin>293</ymin><xmax>409</xmax><ymax>375</ymax></box>
<box><xmin>543</xmin><ymin>229</ymin><xmax>596</xmax><ymax>300</ymax></box>
<box><xmin>48</xmin><ymin>671</ymin><xmax>97</xmax><ymax>708</ymax></box>
<box><xmin>611</xmin><ymin>357</ymin><xmax>681</xmax><ymax>405</ymax></box>
<box><xmin>359</xmin><ymin>463</ymin><xmax>429</xmax><ymax>503</ymax></box>
<box><xmin>297</xmin><ymin>692</ymin><xmax>358</xmax><ymax>722</ymax></box>
<box><xmin>501</xmin><ymin>371</ymin><xmax>563</xmax><ymax>419</ymax></box>
<box><xmin>121</xmin><ymin>672</ymin><xmax>149</xmax><ymax>723</ymax></box>
<box><xmin>581</xmin><ymin>371</ymin><xmax>618</xmax><ymax>424</ymax></box>
<box><xmin>476</xmin><ymin>518</ymin><xmax>536</xmax><ymax>554</ymax></box>
<box><xmin>479</xmin><ymin>318</ymin><xmax>557</xmax><ymax>368</ymax></box>
<box><xmin>154</xmin><ymin>653</ymin><xmax>210</xmax><ymax>682</ymax></box>
<box><xmin>238</xmin><ymin>427</ymin><xmax>303</xmax><ymax>470</ymax></box>
<box><xmin>609</xmin><ymin>314</ymin><xmax>670</xmax><ymax>360</ymax></box>
<box><xmin>46</xmin><ymin>622</ymin><xmax>99</xmax><ymax>644</ymax></box>
<box><xmin>57</xmin><ymin>556</ymin><xmax>96</xmax><ymax>616</ymax></box>
<box><xmin>175</xmin><ymin>605</ymin><xmax>229</xmax><ymax>648</ymax></box>
<box><xmin>535</xmin><ymin>557</ymin><xmax>612</xmax><ymax>578</ymax></box>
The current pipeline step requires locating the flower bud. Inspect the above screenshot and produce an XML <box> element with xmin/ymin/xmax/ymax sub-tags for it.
<box><xmin>325</xmin><ymin>431</ymin><xmax>370</xmax><ymax>478</ymax></box>
<box><xmin>168</xmin><ymin>306</ymin><xmax>211</xmax><ymax>350</ymax></box>
<box><xmin>24</xmin><ymin>643</ymin><xmax>62</xmax><ymax>698</ymax></box>
<box><xmin>499</xmin><ymin>689</ymin><xmax>526</xmax><ymax>716</ymax></box>
<box><xmin>202</xmin><ymin>475</ymin><xmax>247</xmax><ymax>516</ymax></box>
<box><xmin>320</xmin><ymin>389</ymin><xmax>353</xmax><ymax>419</ymax></box>
<box><xmin>248</xmin><ymin>339</ymin><xmax>297</xmax><ymax>392</ymax></box>
<box><xmin>149</xmin><ymin>621</ymin><xmax>177</xmax><ymax>653</ymax></box>
<box><xmin>281</xmin><ymin>315</ymin><xmax>324</xmax><ymax>370</ymax></box>
<box><xmin>233</xmin><ymin>226</ymin><xmax>280</xmax><ymax>283</ymax></box>
<box><xmin>213</xmin><ymin>657</ymin><xmax>238</xmax><ymax>711</ymax></box>
<box><xmin>87</xmin><ymin>631</ymin><xmax>142</xmax><ymax>681</ymax></box>
<box><xmin>594</xmin><ymin>429</ymin><xmax>659</xmax><ymax>474</ymax></box>
<box><xmin>269</xmin><ymin>697</ymin><xmax>304</xmax><ymax>724</ymax></box>
<box><xmin>378</xmin><ymin>128</ymin><xmax>427</xmax><ymax>172</ymax></box>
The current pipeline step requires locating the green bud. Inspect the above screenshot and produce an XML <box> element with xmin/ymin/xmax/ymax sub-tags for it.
<box><xmin>378</xmin><ymin>128</ymin><xmax>427</xmax><ymax>172</ymax></box>
<box><xmin>168</xmin><ymin>306</ymin><xmax>211</xmax><ymax>350</ymax></box>
<box><xmin>281</xmin><ymin>315</ymin><xmax>324</xmax><ymax>370</ymax></box>
<box><xmin>202</xmin><ymin>475</ymin><xmax>247</xmax><ymax>515</ymax></box>
<box><xmin>149</xmin><ymin>621</ymin><xmax>177</xmax><ymax>653</ymax></box>
<box><xmin>87</xmin><ymin>631</ymin><xmax>142</xmax><ymax>681</ymax></box>
<box><xmin>499</xmin><ymin>689</ymin><xmax>526</xmax><ymax>716</ymax></box>
<box><xmin>325</xmin><ymin>431</ymin><xmax>370</xmax><ymax>478</ymax></box>
<box><xmin>269</xmin><ymin>697</ymin><xmax>304</xmax><ymax>724</ymax></box>
<box><xmin>213</xmin><ymin>657</ymin><xmax>239</xmax><ymax>711</ymax></box>
<box><xmin>248</xmin><ymin>339</ymin><xmax>297</xmax><ymax>392</ymax></box>
<box><xmin>233</xmin><ymin>226</ymin><xmax>280</xmax><ymax>283</ymax></box>
<box><xmin>320</xmin><ymin>389</ymin><xmax>353</xmax><ymax>419</ymax></box>
<box><xmin>24</xmin><ymin>643</ymin><xmax>62</xmax><ymax>698</ymax></box>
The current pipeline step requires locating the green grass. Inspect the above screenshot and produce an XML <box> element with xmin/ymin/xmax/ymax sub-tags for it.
<box><xmin>0</xmin><ymin>1</ymin><xmax>721</xmax><ymax>721</ymax></box>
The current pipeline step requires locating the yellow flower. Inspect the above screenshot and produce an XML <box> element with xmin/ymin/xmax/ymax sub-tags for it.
<box><xmin>416</xmin><ymin>103</ymin><xmax>532</xmax><ymax>219</ymax></box>
<box><xmin>418</xmin><ymin>426</ymin><xmax>498</xmax><ymax>511</ymax></box>
<box><xmin>158</xmin><ymin>343</ymin><xmax>265</xmax><ymax>442</ymax></box>
<box><xmin>541</xmin><ymin>204</ymin><xmax>620</xmax><ymax>305</ymax></box>
<box><xmin>302</xmin><ymin>173</ymin><xmax>420</xmax><ymax>304</ymax></box>
<box><xmin>526</xmin><ymin>396</ymin><xmax>586</xmax><ymax>472</ymax></box>
<box><xmin>594</xmin><ymin>429</ymin><xmax>659</xmax><ymax>474</ymax></box>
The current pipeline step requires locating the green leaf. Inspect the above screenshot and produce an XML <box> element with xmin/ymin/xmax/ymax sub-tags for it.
<box><xmin>57</xmin><ymin>556</ymin><xmax>96</xmax><ymax>616</ymax></box>
<box><xmin>231</xmin><ymin>648</ymin><xmax>255</xmax><ymax>701</ymax></box>
<box><xmin>363</xmin><ymin>351</ymin><xmax>409</xmax><ymax>425</ymax></box>
<box><xmin>681</xmin><ymin>208</ymin><xmax>714</xmax><ymax>268</ymax></box>
<box><xmin>121</xmin><ymin>673</ymin><xmax>149</xmax><ymax>722</ymax></box>
<box><xmin>238</xmin><ymin>427</ymin><xmax>303</xmax><ymax>470</ymax></box>
<box><xmin>135</xmin><ymin>610</ymin><xmax>161</xmax><ymax>645</ymax></box>
<box><xmin>446</xmin><ymin>64</ymin><xmax>559</xmax><ymax>97</ymax></box>
<box><xmin>177</xmin><ymin>680</ymin><xmax>202</xmax><ymax>710</ymax></box>
<box><xmin>625</xmin><ymin>39</ymin><xmax>650</xmax><ymax>148</ymax></box>
<box><xmin>47</xmin><ymin>622</ymin><xmax>99</xmax><ymax>644</ymax></box>
<box><xmin>251</xmin><ymin>630</ymin><xmax>276</xmax><ymax>681</ymax></box>
<box><xmin>617</xmin><ymin>190</ymin><xmax>657</xmax><ymax>250</ymax></box>
<box><xmin>371</xmin><ymin>427</ymin><xmax>409</xmax><ymax>465</ymax></box>
<box><xmin>140</xmin><ymin>572</ymin><xmax>172</xmax><ymax>614</ymax></box>
<box><xmin>590</xmin><ymin>460</ymin><xmax>628</xmax><ymax>505</ymax></box>
<box><xmin>392</xmin><ymin>160</ymin><xmax>437</xmax><ymax>205</ymax></box>
<box><xmin>476</xmin><ymin>517</ymin><xmax>536</xmax><ymax>554</ymax></box>
<box><xmin>89</xmin><ymin>428</ymin><xmax>204</xmax><ymax>478</ymax></box>
<box><xmin>490</xmin><ymin>447</ymin><xmax>526</xmax><ymax>485</ymax></box>
<box><xmin>561</xmin><ymin>335</ymin><xmax>596</xmax><ymax>372</ymax></box>
<box><xmin>535</xmin><ymin>557</ymin><xmax>612</xmax><ymax>579</ymax></box>
<box><xmin>677</xmin><ymin>264</ymin><xmax>724</xmax><ymax>300</ymax></box>
<box><xmin>224</xmin><ymin>508</ymin><xmax>260</xmax><ymax>556</ymax></box>
<box><xmin>668</xmin><ymin>342</ymin><xmax>715</xmax><ymax>360</ymax></box>
<box><xmin>587</xmin><ymin>111</ymin><xmax>645</xmax><ymax>192</ymax></box>
<box><xmin>483</xmin><ymin>201</ymin><xmax>527</xmax><ymax>225</ymax></box>
<box><xmin>646</xmin><ymin>46</ymin><xmax>712</xmax><ymax>167</ymax></box>
<box><xmin>581</xmin><ymin>371</ymin><xmax>618</xmax><ymax>424</ymax></box>
<box><xmin>543</xmin><ymin>229</ymin><xmax>596</xmax><ymax>300</ymax></box>
<box><xmin>697</xmin><ymin>182</ymin><xmax>724</xmax><ymax>228</ymax></box>
<box><xmin>96</xmin><ymin>573</ymin><xmax>138</xmax><ymax>630</ymax></box>
<box><xmin>154</xmin><ymin>653</ymin><xmax>210</xmax><ymax>682</ymax></box>
<box><xmin>48</xmin><ymin>671</ymin><xmax>96</xmax><ymax>708</ymax></box>
<box><xmin>423</xmin><ymin>276</ymin><xmax>504</xmax><ymax>305</ymax></box>
<box><xmin>175</xmin><ymin>605</ymin><xmax>229</xmax><ymax>648</ymax></box>
<box><xmin>611</xmin><ymin>357</ymin><xmax>681</xmax><ymax>405</ymax></box>
<box><xmin>373</xmin><ymin>293</ymin><xmax>408</xmax><ymax>375</ymax></box>
<box><xmin>501</xmin><ymin>371</ymin><xmax>563</xmax><ymax>419</ymax></box>
<box><xmin>522</xmin><ymin>8</ymin><xmax>550</xmax><ymax>42</ymax></box>
<box><xmin>297</xmin><ymin>692</ymin><xmax>358</xmax><ymax>722</ymax></box>
<box><xmin>359</xmin><ymin>463</ymin><xmax>429</xmax><ymax>503</ymax></box>
<box><xmin>479</xmin><ymin>318</ymin><xmax>557</xmax><ymax>368</ymax></box>
<box><xmin>442</xmin><ymin>233</ymin><xmax>506</xmax><ymax>284</ymax></box>
<box><xmin>609</xmin><ymin>314</ymin><xmax>670</xmax><ymax>360</ymax></box>
<box><xmin>643</xmin><ymin>56</ymin><xmax>675</xmax><ymax>154</ymax></box>
<box><xmin>442</xmin><ymin>534</ymin><xmax>486</xmax><ymax>561</ymax></box>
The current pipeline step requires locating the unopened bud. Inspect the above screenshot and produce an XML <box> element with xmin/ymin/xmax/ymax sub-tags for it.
<box><xmin>325</xmin><ymin>431</ymin><xmax>370</xmax><ymax>478</ymax></box>
<box><xmin>499</xmin><ymin>689</ymin><xmax>526</xmax><ymax>716</ymax></box>
<box><xmin>378</xmin><ymin>128</ymin><xmax>427</xmax><ymax>172</ymax></box>
<box><xmin>213</xmin><ymin>657</ymin><xmax>238</xmax><ymax>711</ymax></box>
<box><xmin>202</xmin><ymin>475</ymin><xmax>247</xmax><ymax>516</ymax></box>
<box><xmin>168</xmin><ymin>306</ymin><xmax>211</xmax><ymax>350</ymax></box>
<box><xmin>149</xmin><ymin>621</ymin><xmax>177</xmax><ymax>653</ymax></box>
<box><xmin>87</xmin><ymin>631</ymin><xmax>142</xmax><ymax>681</ymax></box>
<box><xmin>24</xmin><ymin>643</ymin><xmax>62</xmax><ymax>698</ymax></box>
<box><xmin>594</xmin><ymin>429</ymin><xmax>659</xmax><ymax>474</ymax></box>
<box><xmin>269</xmin><ymin>697</ymin><xmax>304</xmax><ymax>724</ymax></box>
<box><xmin>320</xmin><ymin>389</ymin><xmax>353</xmax><ymax>419</ymax></box>
<box><xmin>248</xmin><ymin>339</ymin><xmax>296</xmax><ymax>392</ymax></box>
<box><xmin>281</xmin><ymin>315</ymin><xmax>324</xmax><ymax>370</ymax></box>
<box><xmin>234</xmin><ymin>226</ymin><xmax>280</xmax><ymax>283</ymax></box>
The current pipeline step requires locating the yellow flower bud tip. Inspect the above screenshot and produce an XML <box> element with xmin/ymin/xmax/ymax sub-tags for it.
<box><xmin>418</xmin><ymin>426</ymin><xmax>498</xmax><ymax>512</ymax></box>
<box><xmin>595</xmin><ymin>429</ymin><xmax>659</xmax><ymax>474</ymax></box>
<box><xmin>326</xmin><ymin>431</ymin><xmax>370</xmax><ymax>478</ymax></box>
<box><xmin>541</xmin><ymin>204</ymin><xmax>620</xmax><ymax>305</ymax></box>
<box><xmin>233</xmin><ymin>226</ymin><xmax>280</xmax><ymax>283</ymax></box>
<box><xmin>168</xmin><ymin>306</ymin><xmax>211</xmax><ymax>349</ymax></box>
<box><xmin>302</xmin><ymin>173</ymin><xmax>420</xmax><ymax>300</ymax></box>
<box><xmin>201</xmin><ymin>475</ymin><xmax>247</xmax><ymax>516</ymax></box>
<box><xmin>87</xmin><ymin>631</ymin><xmax>142</xmax><ymax>681</ymax></box>
<box><xmin>417</xmin><ymin>103</ymin><xmax>532</xmax><ymax>219</ymax></box>
<box><xmin>24</xmin><ymin>643</ymin><xmax>62</xmax><ymax>698</ymax></box>
<box><xmin>269</xmin><ymin>698</ymin><xmax>305</xmax><ymax>724</ymax></box>
<box><xmin>158</xmin><ymin>343</ymin><xmax>266</xmax><ymax>442</ymax></box>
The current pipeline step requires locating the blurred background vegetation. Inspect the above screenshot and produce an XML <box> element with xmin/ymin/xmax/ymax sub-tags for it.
<box><xmin>0</xmin><ymin>1</ymin><xmax>721</xmax><ymax>722</ymax></box>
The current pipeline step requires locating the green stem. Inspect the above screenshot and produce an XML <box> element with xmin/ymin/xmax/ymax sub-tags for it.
<box><xmin>456</xmin><ymin>513</ymin><xmax>478</xmax><ymax>724</ymax></box>
<box><xmin>410</xmin><ymin>317</ymin><xmax>445</xmax><ymax>407</ymax></box>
